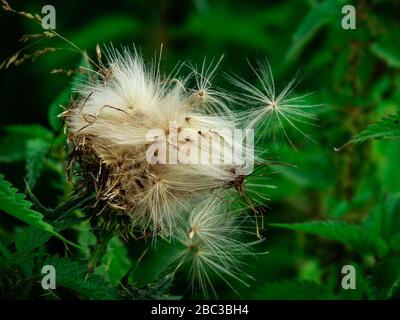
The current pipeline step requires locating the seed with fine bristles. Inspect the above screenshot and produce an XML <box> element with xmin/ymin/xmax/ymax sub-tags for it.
<box><xmin>168</xmin><ymin>194</ymin><xmax>263</xmax><ymax>298</ymax></box>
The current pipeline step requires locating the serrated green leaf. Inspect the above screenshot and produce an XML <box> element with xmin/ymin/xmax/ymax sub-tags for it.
<box><xmin>0</xmin><ymin>174</ymin><xmax>54</xmax><ymax>233</ymax></box>
<box><xmin>350</xmin><ymin>111</ymin><xmax>400</xmax><ymax>144</ymax></box>
<box><xmin>15</xmin><ymin>216</ymin><xmax>87</xmax><ymax>255</ymax></box>
<box><xmin>251</xmin><ymin>279</ymin><xmax>335</xmax><ymax>300</ymax></box>
<box><xmin>25</xmin><ymin>139</ymin><xmax>50</xmax><ymax>188</ymax></box>
<box><xmin>0</xmin><ymin>174</ymin><xmax>76</xmax><ymax>248</ymax></box>
<box><xmin>43</xmin><ymin>255</ymin><xmax>118</xmax><ymax>299</ymax></box>
<box><xmin>129</xmin><ymin>274</ymin><xmax>181</xmax><ymax>300</ymax></box>
<box><xmin>15</xmin><ymin>227</ymin><xmax>52</xmax><ymax>255</ymax></box>
<box><xmin>271</xmin><ymin>221</ymin><xmax>388</xmax><ymax>257</ymax></box>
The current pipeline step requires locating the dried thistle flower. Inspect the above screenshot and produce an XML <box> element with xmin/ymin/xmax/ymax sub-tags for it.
<box><xmin>57</xmin><ymin>46</ymin><xmax>316</xmax><ymax>297</ymax></box>
<box><xmin>64</xmin><ymin>47</ymin><xmax>256</xmax><ymax>236</ymax></box>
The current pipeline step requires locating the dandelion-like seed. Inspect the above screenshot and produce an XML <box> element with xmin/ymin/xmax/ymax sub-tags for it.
<box><xmin>169</xmin><ymin>195</ymin><xmax>260</xmax><ymax>299</ymax></box>
<box><xmin>231</xmin><ymin>60</ymin><xmax>320</xmax><ymax>149</ymax></box>
<box><xmin>186</xmin><ymin>56</ymin><xmax>234</xmax><ymax>119</ymax></box>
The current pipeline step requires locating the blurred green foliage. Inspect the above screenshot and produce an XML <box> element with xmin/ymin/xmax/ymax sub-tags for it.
<box><xmin>0</xmin><ymin>0</ymin><xmax>400</xmax><ymax>300</ymax></box>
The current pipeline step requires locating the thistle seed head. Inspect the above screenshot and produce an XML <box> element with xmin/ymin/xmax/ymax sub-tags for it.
<box><xmin>61</xmin><ymin>46</ymin><xmax>315</xmax><ymax>297</ymax></box>
<box><xmin>64</xmin><ymin>47</ymin><xmax>254</xmax><ymax>235</ymax></box>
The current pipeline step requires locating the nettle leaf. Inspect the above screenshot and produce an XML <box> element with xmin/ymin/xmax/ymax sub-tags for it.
<box><xmin>286</xmin><ymin>0</ymin><xmax>341</xmax><ymax>60</ymax></box>
<box><xmin>15</xmin><ymin>216</ymin><xmax>87</xmax><ymax>255</ymax></box>
<box><xmin>251</xmin><ymin>279</ymin><xmax>335</xmax><ymax>300</ymax></box>
<box><xmin>43</xmin><ymin>255</ymin><xmax>118</xmax><ymax>299</ymax></box>
<box><xmin>271</xmin><ymin>221</ymin><xmax>388</xmax><ymax>257</ymax></box>
<box><xmin>129</xmin><ymin>274</ymin><xmax>181</xmax><ymax>300</ymax></box>
<box><xmin>15</xmin><ymin>227</ymin><xmax>52</xmax><ymax>256</ymax></box>
<box><xmin>351</xmin><ymin>111</ymin><xmax>400</xmax><ymax>144</ymax></box>
<box><xmin>0</xmin><ymin>124</ymin><xmax>53</xmax><ymax>164</ymax></box>
<box><xmin>0</xmin><ymin>174</ymin><xmax>54</xmax><ymax>234</ymax></box>
<box><xmin>25</xmin><ymin>139</ymin><xmax>50</xmax><ymax>188</ymax></box>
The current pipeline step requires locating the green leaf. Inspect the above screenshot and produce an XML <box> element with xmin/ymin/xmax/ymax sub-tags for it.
<box><xmin>97</xmin><ymin>237</ymin><xmax>132</xmax><ymax>286</ymax></box>
<box><xmin>15</xmin><ymin>227</ymin><xmax>52</xmax><ymax>255</ymax></box>
<box><xmin>0</xmin><ymin>174</ymin><xmax>54</xmax><ymax>233</ymax></box>
<box><xmin>43</xmin><ymin>255</ymin><xmax>118</xmax><ymax>299</ymax></box>
<box><xmin>25</xmin><ymin>139</ymin><xmax>50</xmax><ymax>188</ymax></box>
<box><xmin>0</xmin><ymin>174</ymin><xmax>77</xmax><ymax>248</ymax></box>
<box><xmin>286</xmin><ymin>0</ymin><xmax>340</xmax><ymax>61</ymax></box>
<box><xmin>15</xmin><ymin>216</ymin><xmax>87</xmax><ymax>255</ymax></box>
<box><xmin>271</xmin><ymin>221</ymin><xmax>388</xmax><ymax>257</ymax></box>
<box><xmin>350</xmin><ymin>111</ymin><xmax>400</xmax><ymax>145</ymax></box>
<box><xmin>129</xmin><ymin>274</ymin><xmax>181</xmax><ymax>300</ymax></box>
<box><xmin>251</xmin><ymin>279</ymin><xmax>335</xmax><ymax>300</ymax></box>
